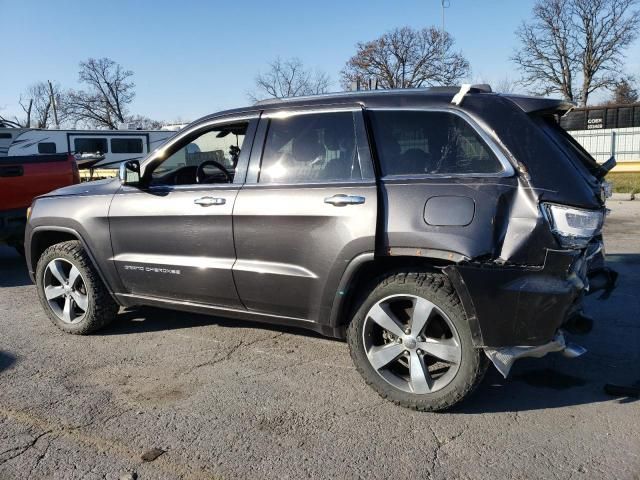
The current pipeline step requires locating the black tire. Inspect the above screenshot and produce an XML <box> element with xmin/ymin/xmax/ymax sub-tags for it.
<box><xmin>347</xmin><ymin>270</ymin><xmax>488</xmax><ymax>412</ymax></box>
<box><xmin>35</xmin><ymin>240</ymin><xmax>119</xmax><ymax>334</ymax></box>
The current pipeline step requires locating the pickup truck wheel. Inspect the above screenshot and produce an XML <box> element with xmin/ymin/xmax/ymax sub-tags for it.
<box><xmin>35</xmin><ymin>240</ymin><xmax>118</xmax><ymax>335</ymax></box>
<box><xmin>347</xmin><ymin>271</ymin><xmax>487</xmax><ymax>412</ymax></box>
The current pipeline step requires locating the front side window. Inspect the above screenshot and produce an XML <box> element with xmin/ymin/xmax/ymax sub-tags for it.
<box><xmin>150</xmin><ymin>122</ymin><xmax>247</xmax><ymax>185</ymax></box>
<box><xmin>74</xmin><ymin>138</ymin><xmax>108</xmax><ymax>154</ymax></box>
<box><xmin>259</xmin><ymin>111</ymin><xmax>361</xmax><ymax>184</ymax></box>
<box><xmin>369</xmin><ymin>110</ymin><xmax>503</xmax><ymax>176</ymax></box>
<box><xmin>111</xmin><ymin>138</ymin><xmax>143</xmax><ymax>154</ymax></box>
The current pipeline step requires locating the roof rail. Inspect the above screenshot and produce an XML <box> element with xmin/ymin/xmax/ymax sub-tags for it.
<box><xmin>253</xmin><ymin>84</ymin><xmax>494</xmax><ymax>106</ymax></box>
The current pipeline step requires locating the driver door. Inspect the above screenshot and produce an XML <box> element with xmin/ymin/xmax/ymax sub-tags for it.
<box><xmin>108</xmin><ymin>116</ymin><xmax>258</xmax><ymax>308</ymax></box>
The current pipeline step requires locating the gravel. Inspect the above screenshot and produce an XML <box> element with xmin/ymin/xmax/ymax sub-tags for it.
<box><xmin>0</xmin><ymin>201</ymin><xmax>639</xmax><ymax>479</ymax></box>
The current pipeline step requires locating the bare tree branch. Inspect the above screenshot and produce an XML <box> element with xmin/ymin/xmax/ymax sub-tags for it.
<box><xmin>63</xmin><ymin>57</ymin><xmax>135</xmax><ymax>129</ymax></box>
<box><xmin>340</xmin><ymin>26</ymin><xmax>470</xmax><ymax>90</ymax></box>
<box><xmin>248</xmin><ymin>57</ymin><xmax>331</xmax><ymax>102</ymax></box>
<box><xmin>513</xmin><ymin>0</ymin><xmax>640</xmax><ymax>106</ymax></box>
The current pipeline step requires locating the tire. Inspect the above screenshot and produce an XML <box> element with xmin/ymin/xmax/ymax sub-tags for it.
<box><xmin>35</xmin><ymin>240</ymin><xmax>119</xmax><ymax>334</ymax></box>
<box><xmin>347</xmin><ymin>270</ymin><xmax>488</xmax><ymax>412</ymax></box>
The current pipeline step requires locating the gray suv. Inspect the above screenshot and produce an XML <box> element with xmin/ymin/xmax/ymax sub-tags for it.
<box><xmin>25</xmin><ymin>86</ymin><xmax>611</xmax><ymax>411</ymax></box>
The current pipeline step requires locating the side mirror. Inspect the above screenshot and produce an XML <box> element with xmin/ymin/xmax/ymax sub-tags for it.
<box><xmin>119</xmin><ymin>160</ymin><xmax>141</xmax><ymax>185</ymax></box>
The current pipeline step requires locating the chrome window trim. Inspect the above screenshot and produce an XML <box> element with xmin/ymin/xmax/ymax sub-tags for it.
<box><xmin>254</xmin><ymin>107</ymin><xmax>368</xmax><ymax>186</ymax></box>
<box><xmin>366</xmin><ymin>107</ymin><xmax>516</xmax><ymax>179</ymax></box>
<box><xmin>261</xmin><ymin>105</ymin><xmax>361</xmax><ymax>119</ymax></box>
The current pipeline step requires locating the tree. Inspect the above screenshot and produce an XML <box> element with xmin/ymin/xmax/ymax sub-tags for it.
<box><xmin>605</xmin><ymin>77</ymin><xmax>639</xmax><ymax>104</ymax></box>
<box><xmin>513</xmin><ymin>0</ymin><xmax>640</xmax><ymax>106</ymax></box>
<box><xmin>249</xmin><ymin>57</ymin><xmax>331</xmax><ymax>102</ymax></box>
<box><xmin>17</xmin><ymin>81</ymin><xmax>65</xmax><ymax>128</ymax></box>
<box><xmin>125</xmin><ymin>114</ymin><xmax>165</xmax><ymax>130</ymax></box>
<box><xmin>494</xmin><ymin>77</ymin><xmax>519</xmax><ymax>94</ymax></box>
<box><xmin>341</xmin><ymin>26</ymin><xmax>470</xmax><ymax>90</ymax></box>
<box><xmin>63</xmin><ymin>57</ymin><xmax>135</xmax><ymax>129</ymax></box>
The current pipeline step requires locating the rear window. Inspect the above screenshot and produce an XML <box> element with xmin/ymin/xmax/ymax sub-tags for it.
<box><xmin>111</xmin><ymin>138</ymin><xmax>143</xmax><ymax>154</ymax></box>
<box><xmin>38</xmin><ymin>142</ymin><xmax>56</xmax><ymax>154</ymax></box>
<box><xmin>368</xmin><ymin>110</ymin><xmax>503</xmax><ymax>176</ymax></box>
<box><xmin>74</xmin><ymin>138</ymin><xmax>108</xmax><ymax>154</ymax></box>
<box><xmin>539</xmin><ymin>116</ymin><xmax>601</xmax><ymax>177</ymax></box>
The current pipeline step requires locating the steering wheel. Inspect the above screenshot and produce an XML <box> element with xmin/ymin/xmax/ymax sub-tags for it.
<box><xmin>196</xmin><ymin>160</ymin><xmax>232</xmax><ymax>184</ymax></box>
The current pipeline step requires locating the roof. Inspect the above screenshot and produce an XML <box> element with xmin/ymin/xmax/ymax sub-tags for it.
<box><xmin>195</xmin><ymin>86</ymin><xmax>575</xmax><ymax>124</ymax></box>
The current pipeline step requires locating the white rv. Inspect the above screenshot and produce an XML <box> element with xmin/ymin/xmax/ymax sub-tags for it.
<box><xmin>1</xmin><ymin>128</ymin><xmax>177</xmax><ymax>168</ymax></box>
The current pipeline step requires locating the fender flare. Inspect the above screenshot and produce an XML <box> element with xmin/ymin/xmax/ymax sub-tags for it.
<box><xmin>29</xmin><ymin>226</ymin><xmax>122</xmax><ymax>305</ymax></box>
<box><xmin>327</xmin><ymin>249</ymin><xmax>483</xmax><ymax>345</ymax></box>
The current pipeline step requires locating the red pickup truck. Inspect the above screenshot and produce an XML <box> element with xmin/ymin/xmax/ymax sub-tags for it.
<box><xmin>0</xmin><ymin>154</ymin><xmax>80</xmax><ymax>254</ymax></box>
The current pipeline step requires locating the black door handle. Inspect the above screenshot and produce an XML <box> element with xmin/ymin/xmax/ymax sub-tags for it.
<box><xmin>0</xmin><ymin>165</ymin><xmax>24</xmax><ymax>177</ymax></box>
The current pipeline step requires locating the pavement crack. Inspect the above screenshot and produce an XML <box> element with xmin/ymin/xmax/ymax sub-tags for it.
<box><xmin>0</xmin><ymin>429</ymin><xmax>53</xmax><ymax>467</ymax></box>
<box><xmin>26</xmin><ymin>433</ymin><xmax>57</xmax><ymax>478</ymax></box>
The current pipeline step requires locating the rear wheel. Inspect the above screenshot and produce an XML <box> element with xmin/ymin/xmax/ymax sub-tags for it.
<box><xmin>347</xmin><ymin>271</ymin><xmax>487</xmax><ymax>411</ymax></box>
<box><xmin>35</xmin><ymin>240</ymin><xmax>118</xmax><ymax>334</ymax></box>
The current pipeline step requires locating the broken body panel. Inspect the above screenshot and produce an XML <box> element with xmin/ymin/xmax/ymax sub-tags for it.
<box><xmin>24</xmin><ymin>87</ymin><xmax>610</xmax><ymax>369</ymax></box>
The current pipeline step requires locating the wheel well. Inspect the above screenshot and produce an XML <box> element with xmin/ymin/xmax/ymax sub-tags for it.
<box><xmin>334</xmin><ymin>256</ymin><xmax>455</xmax><ymax>328</ymax></box>
<box><xmin>31</xmin><ymin>230</ymin><xmax>79</xmax><ymax>269</ymax></box>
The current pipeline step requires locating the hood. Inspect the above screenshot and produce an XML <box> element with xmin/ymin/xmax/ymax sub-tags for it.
<box><xmin>39</xmin><ymin>178</ymin><xmax>121</xmax><ymax>199</ymax></box>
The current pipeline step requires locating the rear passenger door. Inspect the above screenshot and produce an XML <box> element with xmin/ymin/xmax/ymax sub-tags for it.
<box><xmin>233</xmin><ymin>107</ymin><xmax>377</xmax><ymax>322</ymax></box>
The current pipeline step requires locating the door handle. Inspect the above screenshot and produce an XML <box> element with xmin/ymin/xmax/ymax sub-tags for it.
<box><xmin>324</xmin><ymin>194</ymin><xmax>366</xmax><ymax>206</ymax></box>
<box><xmin>194</xmin><ymin>196</ymin><xmax>226</xmax><ymax>206</ymax></box>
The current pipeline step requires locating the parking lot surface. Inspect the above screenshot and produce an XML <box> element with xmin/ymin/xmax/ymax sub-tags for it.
<box><xmin>1</xmin><ymin>201</ymin><xmax>639</xmax><ymax>480</ymax></box>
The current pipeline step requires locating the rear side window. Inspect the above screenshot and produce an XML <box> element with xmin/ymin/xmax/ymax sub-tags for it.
<box><xmin>369</xmin><ymin>110</ymin><xmax>503</xmax><ymax>176</ymax></box>
<box><xmin>259</xmin><ymin>111</ymin><xmax>361</xmax><ymax>183</ymax></box>
<box><xmin>38</xmin><ymin>142</ymin><xmax>56</xmax><ymax>154</ymax></box>
<box><xmin>111</xmin><ymin>138</ymin><xmax>143</xmax><ymax>154</ymax></box>
<box><xmin>74</xmin><ymin>138</ymin><xmax>108</xmax><ymax>154</ymax></box>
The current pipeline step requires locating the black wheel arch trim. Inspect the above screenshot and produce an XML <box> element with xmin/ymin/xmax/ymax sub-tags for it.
<box><xmin>442</xmin><ymin>265</ymin><xmax>484</xmax><ymax>346</ymax></box>
<box><xmin>28</xmin><ymin>226</ymin><xmax>123</xmax><ymax>306</ymax></box>
<box><xmin>327</xmin><ymin>249</ymin><xmax>477</xmax><ymax>335</ymax></box>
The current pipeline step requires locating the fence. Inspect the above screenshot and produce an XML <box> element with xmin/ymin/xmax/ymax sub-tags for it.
<box><xmin>569</xmin><ymin>127</ymin><xmax>640</xmax><ymax>172</ymax></box>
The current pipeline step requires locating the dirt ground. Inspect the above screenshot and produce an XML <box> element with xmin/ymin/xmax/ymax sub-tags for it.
<box><xmin>0</xmin><ymin>201</ymin><xmax>639</xmax><ymax>479</ymax></box>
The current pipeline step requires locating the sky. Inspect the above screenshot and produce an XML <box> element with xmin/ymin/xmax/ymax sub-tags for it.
<box><xmin>1</xmin><ymin>0</ymin><xmax>639</xmax><ymax>124</ymax></box>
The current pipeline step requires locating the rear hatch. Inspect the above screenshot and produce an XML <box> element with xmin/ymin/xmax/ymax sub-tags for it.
<box><xmin>499</xmin><ymin>95</ymin><xmax>605</xmax><ymax>209</ymax></box>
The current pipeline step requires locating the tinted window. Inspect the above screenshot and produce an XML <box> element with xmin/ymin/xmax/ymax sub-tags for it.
<box><xmin>111</xmin><ymin>138</ymin><xmax>143</xmax><ymax>154</ymax></box>
<box><xmin>38</xmin><ymin>142</ymin><xmax>56</xmax><ymax>154</ymax></box>
<box><xmin>259</xmin><ymin>111</ymin><xmax>360</xmax><ymax>183</ymax></box>
<box><xmin>74</xmin><ymin>138</ymin><xmax>108</xmax><ymax>154</ymax></box>
<box><xmin>0</xmin><ymin>133</ymin><xmax>11</xmax><ymax>139</ymax></box>
<box><xmin>369</xmin><ymin>111</ymin><xmax>503</xmax><ymax>176</ymax></box>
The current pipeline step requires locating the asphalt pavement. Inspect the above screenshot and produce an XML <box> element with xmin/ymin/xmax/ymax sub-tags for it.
<box><xmin>1</xmin><ymin>201</ymin><xmax>639</xmax><ymax>479</ymax></box>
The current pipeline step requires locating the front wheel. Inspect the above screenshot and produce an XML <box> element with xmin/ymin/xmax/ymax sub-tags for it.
<box><xmin>347</xmin><ymin>271</ymin><xmax>487</xmax><ymax>411</ymax></box>
<box><xmin>35</xmin><ymin>240</ymin><xmax>119</xmax><ymax>334</ymax></box>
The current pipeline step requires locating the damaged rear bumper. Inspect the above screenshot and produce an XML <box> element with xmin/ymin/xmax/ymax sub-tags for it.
<box><xmin>484</xmin><ymin>330</ymin><xmax>587</xmax><ymax>377</ymax></box>
<box><xmin>445</xmin><ymin>243</ymin><xmax>602</xmax><ymax>349</ymax></box>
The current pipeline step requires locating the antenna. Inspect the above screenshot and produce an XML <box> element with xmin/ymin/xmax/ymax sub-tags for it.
<box><xmin>441</xmin><ymin>0</ymin><xmax>450</xmax><ymax>65</ymax></box>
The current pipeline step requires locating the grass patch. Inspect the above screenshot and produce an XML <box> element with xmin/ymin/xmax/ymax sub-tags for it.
<box><xmin>606</xmin><ymin>172</ymin><xmax>640</xmax><ymax>194</ymax></box>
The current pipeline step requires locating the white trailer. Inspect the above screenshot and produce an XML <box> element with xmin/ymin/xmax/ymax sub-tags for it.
<box><xmin>2</xmin><ymin>128</ymin><xmax>177</xmax><ymax>167</ymax></box>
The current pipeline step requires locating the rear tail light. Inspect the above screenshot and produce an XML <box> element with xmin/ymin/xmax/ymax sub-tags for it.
<box><xmin>542</xmin><ymin>203</ymin><xmax>604</xmax><ymax>249</ymax></box>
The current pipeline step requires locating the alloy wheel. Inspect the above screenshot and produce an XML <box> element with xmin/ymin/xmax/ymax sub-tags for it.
<box><xmin>362</xmin><ymin>294</ymin><xmax>462</xmax><ymax>394</ymax></box>
<box><xmin>43</xmin><ymin>258</ymin><xmax>89</xmax><ymax>324</ymax></box>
